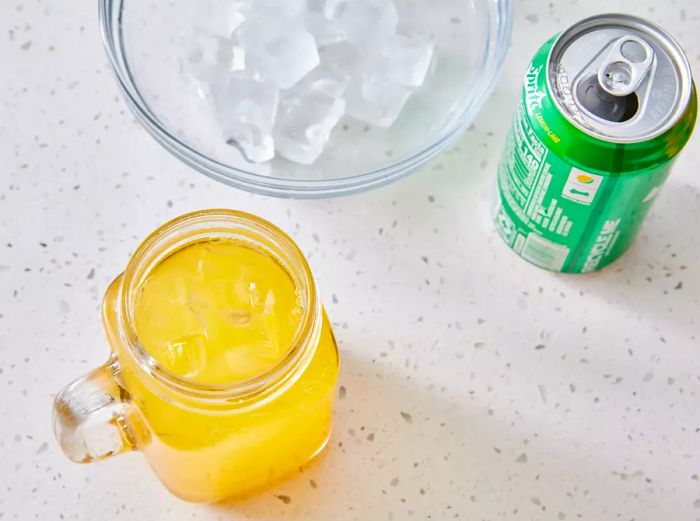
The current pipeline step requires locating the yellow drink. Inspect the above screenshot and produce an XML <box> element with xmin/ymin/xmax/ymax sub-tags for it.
<box><xmin>133</xmin><ymin>240</ymin><xmax>303</xmax><ymax>384</ymax></box>
<box><xmin>95</xmin><ymin>214</ymin><xmax>339</xmax><ymax>503</ymax></box>
<box><xmin>53</xmin><ymin>211</ymin><xmax>339</xmax><ymax>502</ymax></box>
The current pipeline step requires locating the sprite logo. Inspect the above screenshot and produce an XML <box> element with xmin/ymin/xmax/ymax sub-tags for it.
<box><xmin>524</xmin><ymin>65</ymin><xmax>546</xmax><ymax>116</ymax></box>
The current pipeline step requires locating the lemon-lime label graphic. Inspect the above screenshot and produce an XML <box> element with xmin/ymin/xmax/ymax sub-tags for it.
<box><xmin>562</xmin><ymin>169</ymin><xmax>603</xmax><ymax>205</ymax></box>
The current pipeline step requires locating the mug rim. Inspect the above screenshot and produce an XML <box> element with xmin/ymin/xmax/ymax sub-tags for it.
<box><xmin>116</xmin><ymin>209</ymin><xmax>322</xmax><ymax>404</ymax></box>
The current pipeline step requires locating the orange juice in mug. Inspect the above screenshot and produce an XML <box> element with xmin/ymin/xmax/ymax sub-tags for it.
<box><xmin>53</xmin><ymin>210</ymin><xmax>340</xmax><ymax>502</ymax></box>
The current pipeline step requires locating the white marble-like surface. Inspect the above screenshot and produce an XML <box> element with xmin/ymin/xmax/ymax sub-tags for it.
<box><xmin>1</xmin><ymin>1</ymin><xmax>699</xmax><ymax>520</ymax></box>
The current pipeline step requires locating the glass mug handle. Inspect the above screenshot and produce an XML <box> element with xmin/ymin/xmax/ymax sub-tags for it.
<box><xmin>53</xmin><ymin>356</ymin><xmax>138</xmax><ymax>463</ymax></box>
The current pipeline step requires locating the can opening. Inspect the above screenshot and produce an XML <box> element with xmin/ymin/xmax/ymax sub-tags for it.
<box><xmin>576</xmin><ymin>75</ymin><xmax>639</xmax><ymax>123</ymax></box>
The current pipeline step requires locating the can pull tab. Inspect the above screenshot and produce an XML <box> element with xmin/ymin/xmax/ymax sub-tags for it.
<box><xmin>597</xmin><ymin>36</ymin><xmax>655</xmax><ymax>97</ymax></box>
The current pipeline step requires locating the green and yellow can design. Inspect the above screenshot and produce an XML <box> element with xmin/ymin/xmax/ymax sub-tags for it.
<box><xmin>495</xmin><ymin>15</ymin><xmax>697</xmax><ymax>273</ymax></box>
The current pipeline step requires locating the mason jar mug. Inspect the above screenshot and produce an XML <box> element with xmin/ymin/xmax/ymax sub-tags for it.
<box><xmin>53</xmin><ymin>210</ymin><xmax>340</xmax><ymax>502</ymax></box>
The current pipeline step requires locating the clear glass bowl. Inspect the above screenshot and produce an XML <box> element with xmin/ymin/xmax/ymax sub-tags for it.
<box><xmin>99</xmin><ymin>0</ymin><xmax>512</xmax><ymax>198</ymax></box>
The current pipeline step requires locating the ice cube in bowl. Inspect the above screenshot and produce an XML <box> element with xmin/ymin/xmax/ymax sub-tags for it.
<box><xmin>99</xmin><ymin>0</ymin><xmax>512</xmax><ymax>198</ymax></box>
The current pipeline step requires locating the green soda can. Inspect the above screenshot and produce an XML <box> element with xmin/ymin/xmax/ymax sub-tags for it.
<box><xmin>494</xmin><ymin>14</ymin><xmax>697</xmax><ymax>273</ymax></box>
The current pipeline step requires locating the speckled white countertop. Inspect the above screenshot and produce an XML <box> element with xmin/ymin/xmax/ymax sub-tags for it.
<box><xmin>1</xmin><ymin>1</ymin><xmax>699</xmax><ymax>520</ymax></box>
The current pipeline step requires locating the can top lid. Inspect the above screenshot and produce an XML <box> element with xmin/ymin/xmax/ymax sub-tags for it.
<box><xmin>548</xmin><ymin>14</ymin><xmax>693</xmax><ymax>143</ymax></box>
